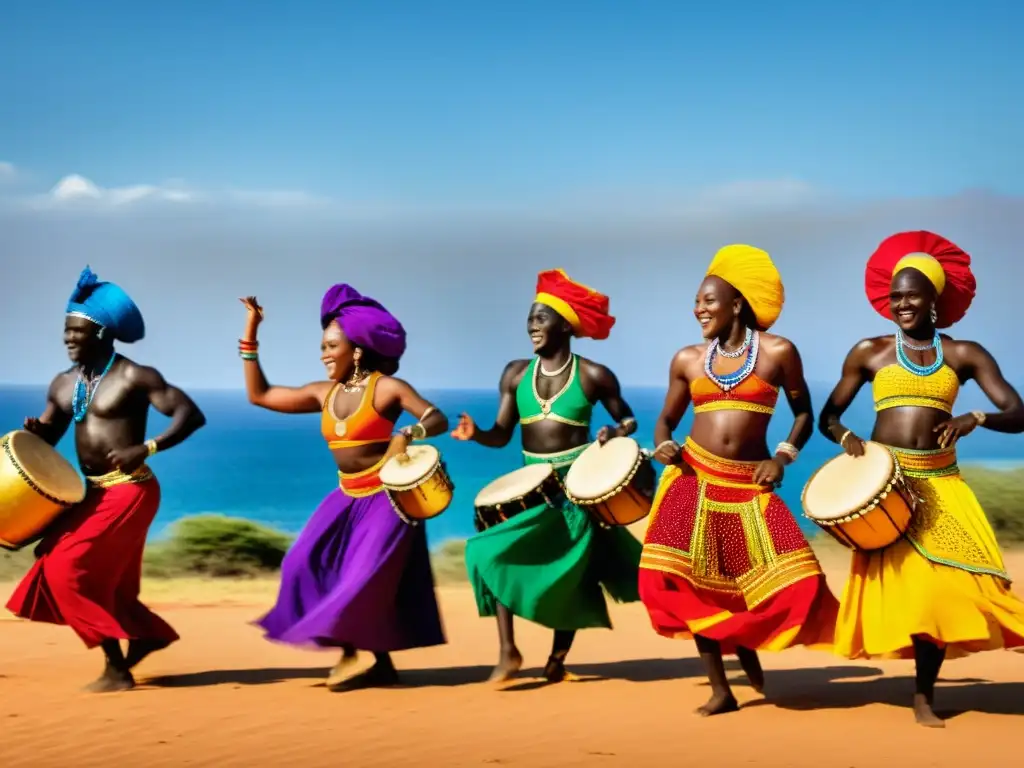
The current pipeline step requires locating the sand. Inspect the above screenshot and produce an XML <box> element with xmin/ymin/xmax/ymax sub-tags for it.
<box><xmin>3</xmin><ymin>547</ymin><xmax>1023</xmax><ymax>767</ymax></box>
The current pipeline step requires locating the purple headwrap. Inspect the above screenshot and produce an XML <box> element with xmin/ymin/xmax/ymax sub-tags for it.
<box><xmin>320</xmin><ymin>283</ymin><xmax>407</xmax><ymax>361</ymax></box>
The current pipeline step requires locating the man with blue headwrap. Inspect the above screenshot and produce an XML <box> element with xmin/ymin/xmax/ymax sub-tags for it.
<box><xmin>7</xmin><ymin>267</ymin><xmax>207</xmax><ymax>693</ymax></box>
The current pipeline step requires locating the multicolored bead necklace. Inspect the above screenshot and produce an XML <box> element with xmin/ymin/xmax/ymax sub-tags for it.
<box><xmin>704</xmin><ymin>328</ymin><xmax>759</xmax><ymax>391</ymax></box>
<box><xmin>895</xmin><ymin>328</ymin><xmax>943</xmax><ymax>377</ymax></box>
<box><xmin>716</xmin><ymin>326</ymin><xmax>752</xmax><ymax>358</ymax></box>
<box><xmin>72</xmin><ymin>352</ymin><xmax>118</xmax><ymax>423</ymax></box>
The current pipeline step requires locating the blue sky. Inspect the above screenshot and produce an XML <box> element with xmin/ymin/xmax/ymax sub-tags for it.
<box><xmin>1</xmin><ymin>1</ymin><xmax>1021</xmax><ymax>390</ymax></box>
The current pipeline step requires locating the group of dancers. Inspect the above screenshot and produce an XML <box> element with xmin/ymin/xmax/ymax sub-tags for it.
<box><xmin>7</xmin><ymin>230</ymin><xmax>1024</xmax><ymax>728</ymax></box>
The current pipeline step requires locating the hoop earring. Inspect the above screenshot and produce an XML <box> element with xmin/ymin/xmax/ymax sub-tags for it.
<box><xmin>929</xmin><ymin>306</ymin><xmax>938</xmax><ymax>324</ymax></box>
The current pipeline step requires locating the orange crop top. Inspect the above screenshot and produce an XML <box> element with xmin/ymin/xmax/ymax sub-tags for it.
<box><xmin>321</xmin><ymin>371</ymin><xmax>396</xmax><ymax>449</ymax></box>
<box><xmin>872</xmin><ymin>364</ymin><xmax>960</xmax><ymax>415</ymax></box>
<box><xmin>690</xmin><ymin>374</ymin><xmax>780</xmax><ymax>416</ymax></box>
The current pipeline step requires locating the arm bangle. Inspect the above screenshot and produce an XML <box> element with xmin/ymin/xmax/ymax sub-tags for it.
<box><xmin>838</xmin><ymin>429</ymin><xmax>852</xmax><ymax>447</ymax></box>
<box><xmin>145</xmin><ymin>439</ymin><xmax>159</xmax><ymax>456</ymax></box>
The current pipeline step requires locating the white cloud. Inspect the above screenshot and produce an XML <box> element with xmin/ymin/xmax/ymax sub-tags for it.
<box><xmin>40</xmin><ymin>173</ymin><xmax>194</xmax><ymax>207</ymax></box>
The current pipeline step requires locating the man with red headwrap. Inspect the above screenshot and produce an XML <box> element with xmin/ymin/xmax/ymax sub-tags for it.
<box><xmin>451</xmin><ymin>268</ymin><xmax>644</xmax><ymax>684</ymax></box>
<box><xmin>819</xmin><ymin>230</ymin><xmax>1024</xmax><ymax>727</ymax></box>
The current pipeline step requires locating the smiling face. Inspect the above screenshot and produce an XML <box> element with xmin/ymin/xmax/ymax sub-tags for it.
<box><xmin>889</xmin><ymin>268</ymin><xmax>937</xmax><ymax>333</ymax></box>
<box><xmin>320</xmin><ymin>320</ymin><xmax>357</xmax><ymax>381</ymax></box>
<box><xmin>527</xmin><ymin>302</ymin><xmax>572</xmax><ymax>354</ymax></box>
<box><xmin>63</xmin><ymin>314</ymin><xmax>109</xmax><ymax>365</ymax></box>
<box><xmin>693</xmin><ymin>276</ymin><xmax>742</xmax><ymax>340</ymax></box>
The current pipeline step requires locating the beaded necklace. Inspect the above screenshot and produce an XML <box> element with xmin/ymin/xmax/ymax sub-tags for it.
<box><xmin>895</xmin><ymin>328</ymin><xmax>943</xmax><ymax>377</ymax></box>
<box><xmin>704</xmin><ymin>329</ymin><xmax>759</xmax><ymax>391</ymax></box>
<box><xmin>72</xmin><ymin>352</ymin><xmax>118</xmax><ymax>423</ymax></box>
<box><xmin>717</xmin><ymin>327</ymin><xmax>752</xmax><ymax>359</ymax></box>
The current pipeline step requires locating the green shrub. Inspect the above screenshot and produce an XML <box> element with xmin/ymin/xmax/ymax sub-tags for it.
<box><xmin>430</xmin><ymin>539</ymin><xmax>468</xmax><ymax>583</ymax></box>
<box><xmin>143</xmin><ymin>514</ymin><xmax>295</xmax><ymax>578</ymax></box>
<box><xmin>962</xmin><ymin>466</ymin><xmax>1024</xmax><ymax>542</ymax></box>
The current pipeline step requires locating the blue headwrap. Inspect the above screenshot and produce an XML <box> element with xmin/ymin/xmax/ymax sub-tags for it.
<box><xmin>66</xmin><ymin>266</ymin><xmax>146</xmax><ymax>343</ymax></box>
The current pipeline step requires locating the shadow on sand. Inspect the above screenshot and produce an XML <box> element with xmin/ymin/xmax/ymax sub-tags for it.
<box><xmin>143</xmin><ymin>657</ymin><xmax>743</xmax><ymax>690</ymax></box>
<box><xmin>740</xmin><ymin>669</ymin><xmax>1024</xmax><ymax>720</ymax></box>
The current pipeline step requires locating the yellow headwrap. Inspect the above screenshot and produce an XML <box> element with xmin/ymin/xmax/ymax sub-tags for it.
<box><xmin>892</xmin><ymin>252</ymin><xmax>946</xmax><ymax>295</ymax></box>
<box><xmin>705</xmin><ymin>244</ymin><xmax>785</xmax><ymax>331</ymax></box>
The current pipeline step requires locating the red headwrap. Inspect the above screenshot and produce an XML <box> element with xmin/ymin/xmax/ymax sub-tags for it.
<box><xmin>864</xmin><ymin>230</ymin><xmax>976</xmax><ymax>328</ymax></box>
<box><xmin>534</xmin><ymin>269</ymin><xmax>616</xmax><ymax>340</ymax></box>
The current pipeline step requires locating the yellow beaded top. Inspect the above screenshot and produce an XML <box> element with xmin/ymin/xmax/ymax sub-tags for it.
<box><xmin>872</xmin><ymin>363</ymin><xmax>959</xmax><ymax>414</ymax></box>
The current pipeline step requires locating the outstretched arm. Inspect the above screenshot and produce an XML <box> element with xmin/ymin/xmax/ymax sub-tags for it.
<box><xmin>133</xmin><ymin>366</ymin><xmax>207</xmax><ymax>453</ymax></box>
<box><xmin>959</xmin><ymin>342</ymin><xmax>1024</xmax><ymax>433</ymax></box>
<box><xmin>583</xmin><ymin>362</ymin><xmax>637</xmax><ymax>442</ymax></box>
<box><xmin>652</xmin><ymin>350</ymin><xmax>694</xmax><ymax>464</ymax></box>
<box><xmin>24</xmin><ymin>375</ymin><xmax>73</xmax><ymax>446</ymax></box>
<box><xmin>466</xmin><ymin>361</ymin><xmax>525</xmax><ymax>449</ymax></box>
<box><xmin>773</xmin><ymin>340</ymin><xmax>814</xmax><ymax>464</ymax></box>
<box><xmin>818</xmin><ymin>341</ymin><xmax>872</xmax><ymax>450</ymax></box>
<box><xmin>379</xmin><ymin>377</ymin><xmax>450</xmax><ymax>438</ymax></box>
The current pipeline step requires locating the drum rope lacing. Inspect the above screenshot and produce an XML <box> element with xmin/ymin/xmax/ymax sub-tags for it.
<box><xmin>1</xmin><ymin>435</ymin><xmax>77</xmax><ymax>509</ymax></box>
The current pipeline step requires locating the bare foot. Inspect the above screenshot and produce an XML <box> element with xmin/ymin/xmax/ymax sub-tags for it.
<box><xmin>125</xmin><ymin>639</ymin><xmax>172</xmax><ymax>670</ymax></box>
<box><xmin>736</xmin><ymin>647</ymin><xmax>765</xmax><ymax>693</ymax></box>
<box><xmin>84</xmin><ymin>666</ymin><xmax>135</xmax><ymax>693</ymax></box>
<box><xmin>542</xmin><ymin>656</ymin><xmax>579</xmax><ymax>683</ymax></box>
<box><xmin>913</xmin><ymin>694</ymin><xmax>946</xmax><ymax>728</ymax></box>
<box><xmin>326</xmin><ymin>649</ymin><xmax>360</xmax><ymax>687</ymax></box>
<box><xmin>328</xmin><ymin>661</ymin><xmax>399</xmax><ymax>692</ymax></box>
<box><xmin>488</xmin><ymin>648</ymin><xmax>523</xmax><ymax>684</ymax></box>
<box><xmin>696</xmin><ymin>691</ymin><xmax>739</xmax><ymax>716</ymax></box>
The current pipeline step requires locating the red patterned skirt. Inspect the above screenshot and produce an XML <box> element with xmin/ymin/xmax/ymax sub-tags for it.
<box><xmin>638</xmin><ymin>438</ymin><xmax>838</xmax><ymax>654</ymax></box>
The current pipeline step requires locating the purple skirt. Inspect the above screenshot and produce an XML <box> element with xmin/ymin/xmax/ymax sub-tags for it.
<box><xmin>256</xmin><ymin>487</ymin><xmax>446</xmax><ymax>652</ymax></box>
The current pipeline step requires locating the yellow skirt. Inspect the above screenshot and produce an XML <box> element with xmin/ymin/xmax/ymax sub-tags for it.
<box><xmin>835</xmin><ymin>446</ymin><xmax>1024</xmax><ymax>660</ymax></box>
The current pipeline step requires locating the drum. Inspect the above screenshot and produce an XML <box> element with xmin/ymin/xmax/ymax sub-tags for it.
<box><xmin>0</xmin><ymin>430</ymin><xmax>86</xmax><ymax>551</ymax></box>
<box><xmin>800</xmin><ymin>440</ymin><xmax>916</xmax><ymax>551</ymax></box>
<box><xmin>379</xmin><ymin>444</ymin><xmax>454</xmax><ymax>526</ymax></box>
<box><xmin>563</xmin><ymin>437</ymin><xmax>656</xmax><ymax>527</ymax></box>
<box><xmin>473</xmin><ymin>463</ymin><xmax>565</xmax><ymax>531</ymax></box>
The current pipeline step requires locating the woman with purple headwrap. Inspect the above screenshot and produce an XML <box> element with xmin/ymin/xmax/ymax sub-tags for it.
<box><xmin>237</xmin><ymin>284</ymin><xmax>448</xmax><ymax>691</ymax></box>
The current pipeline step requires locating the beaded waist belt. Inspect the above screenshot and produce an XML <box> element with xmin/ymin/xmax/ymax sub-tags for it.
<box><xmin>86</xmin><ymin>465</ymin><xmax>154</xmax><ymax>489</ymax></box>
<box><xmin>682</xmin><ymin>438</ymin><xmax>766</xmax><ymax>486</ymax></box>
<box><xmin>522</xmin><ymin>443</ymin><xmax>589</xmax><ymax>470</ymax></box>
<box><xmin>885</xmin><ymin>445</ymin><xmax>959</xmax><ymax>479</ymax></box>
<box><xmin>338</xmin><ymin>457</ymin><xmax>387</xmax><ymax>498</ymax></box>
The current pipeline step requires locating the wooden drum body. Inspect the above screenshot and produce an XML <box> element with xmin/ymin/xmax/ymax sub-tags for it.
<box><xmin>563</xmin><ymin>437</ymin><xmax>656</xmax><ymax>527</ymax></box>
<box><xmin>379</xmin><ymin>445</ymin><xmax>454</xmax><ymax>526</ymax></box>
<box><xmin>800</xmin><ymin>441</ymin><xmax>914</xmax><ymax>551</ymax></box>
<box><xmin>473</xmin><ymin>463</ymin><xmax>564</xmax><ymax>532</ymax></box>
<box><xmin>0</xmin><ymin>430</ymin><xmax>86</xmax><ymax>551</ymax></box>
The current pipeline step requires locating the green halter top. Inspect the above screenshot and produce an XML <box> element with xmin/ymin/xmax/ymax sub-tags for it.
<box><xmin>516</xmin><ymin>355</ymin><xmax>594</xmax><ymax>429</ymax></box>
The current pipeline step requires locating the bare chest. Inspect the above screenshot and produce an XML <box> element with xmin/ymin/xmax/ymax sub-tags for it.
<box><xmin>55</xmin><ymin>373</ymin><xmax>141</xmax><ymax>421</ymax></box>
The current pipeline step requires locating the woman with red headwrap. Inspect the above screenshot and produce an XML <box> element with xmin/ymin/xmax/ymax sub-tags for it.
<box><xmin>820</xmin><ymin>230</ymin><xmax>1024</xmax><ymax>727</ymax></box>
<box><xmin>451</xmin><ymin>269</ymin><xmax>643</xmax><ymax>685</ymax></box>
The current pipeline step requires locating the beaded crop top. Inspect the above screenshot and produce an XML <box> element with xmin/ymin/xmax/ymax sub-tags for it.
<box><xmin>517</xmin><ymin>355</ymin><xmax>594</xmax><ymax>428</ymax></box>
<box><xmin>321</xmin><ymin>371</ymin><xmax>395</xmax><ymax>449</ymax></box>
<box><xmin>873</xmin><ymin>364</ymin><xmax>959</xmax><ymax>414</ymax></box>
<box><xmin>689</xmin><ymin>374</ymin><xmax>779</xmax><ymax>416</ymax></box>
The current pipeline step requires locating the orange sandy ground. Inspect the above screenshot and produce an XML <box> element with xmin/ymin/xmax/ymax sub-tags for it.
<box><xmin>2</xmin><ymin>546</ymin><xmax>1023</xmax><ymax>768</ymax></box>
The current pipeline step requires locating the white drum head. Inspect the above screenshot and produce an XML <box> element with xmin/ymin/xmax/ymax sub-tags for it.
<box><xmin>564</xmin><ymin>437</ymin><xmax>640</xmax><ymax>501</ymax></box>
<box><xmin>379</xmin><ymin>444</ymin><xmax>440</xmax><ymax>488</ymax></box>
<box><xmin>4</xmin><ymin>430</ymin><xmax>85</xmax><ymax>504</ymax></box>
<box><xmin>801</xmin><ymin>441</ymin><xmax>895</xmax><ymax>522</ymax></box>
<box><xmin>475</xmin><ymin>463</ymin><xmax>553</xmax><ymax>507</ymax></box>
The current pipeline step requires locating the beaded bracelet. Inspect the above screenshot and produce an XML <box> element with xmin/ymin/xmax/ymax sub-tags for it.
<box><xmin>655</xmin><ymin>439</ymin><xmax>680</xmax><ymax>454</ymax></box>
<box><xmin>400</xmin><ymin>423</ymin><xmax>428</xmax><ymax>440</ymax></box>
<box><xmin>239</xmin><ymin>351</ymin><xmax>259</xmax><ymax>361</ymax></box>
<box><xmin>775</xmin><ymin>441</ymin><xmax>799</xmax><ymax>461</ymax></box>
<box><xmin>145</xmin><ymin>439</ymin><xmax>159</xmax><ymax>456</ymax></box>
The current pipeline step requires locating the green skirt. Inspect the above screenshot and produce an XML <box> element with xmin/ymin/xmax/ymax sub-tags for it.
<box><xmin>465</xmin><ymin>461</ymin><xmax>642</xmax><ymax>631</ymax></box>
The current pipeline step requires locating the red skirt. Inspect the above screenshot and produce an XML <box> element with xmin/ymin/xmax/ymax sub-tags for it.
<box><xmin>6</xmin><ymin>473</ymin><xmax>179</xmax><ymax>649</ymax></box>
<box><xmin>638</xmin><ymin>440</ymin><xmax>838</xmax><ymax>654</ymax></box>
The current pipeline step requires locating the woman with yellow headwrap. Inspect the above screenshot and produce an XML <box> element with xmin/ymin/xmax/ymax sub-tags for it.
<box><xmin>639</xmin><ymin>245</ymin><xmax>840</xmax><ymax>716</ymax></box>
<box><xmin>819</xmin><ymin>230</ymin><xmax>1024</xmax><ymax>727</ymax></box>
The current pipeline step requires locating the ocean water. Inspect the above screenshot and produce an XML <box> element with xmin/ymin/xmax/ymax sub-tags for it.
<box><xmin>2</xmin><ymin>384</ymin><xmax>1021</xmax><ymax>544</ymax></box>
